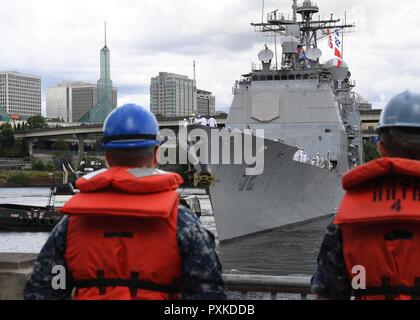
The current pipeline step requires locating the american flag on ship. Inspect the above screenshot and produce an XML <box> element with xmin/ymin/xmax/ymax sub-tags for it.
<box><xmin>327</xmin><ymin>29</ymin><xmax>342</xmax><ymax>67</ymax></box>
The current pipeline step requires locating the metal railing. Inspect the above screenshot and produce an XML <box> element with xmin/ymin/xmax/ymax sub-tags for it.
<box><xmin>223</xmin><ymin>274</ymin><xmax>312</xmax><ymax>300</ymax></box>
<box><xmin>32</xmin><ymin>150</ymin><xmax>105</xmax><ymax>157</ymax></box>
<box><xmin>0</xmin><ymin>158</ymin><xmax>29</xmax><ymax>171</ymax></box>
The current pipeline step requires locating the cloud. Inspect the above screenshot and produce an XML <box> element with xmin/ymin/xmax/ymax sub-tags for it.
<box><xmin>0</xmin><ymin>0</ymin><xmax>419</xmax><ymax>115</ymax></box>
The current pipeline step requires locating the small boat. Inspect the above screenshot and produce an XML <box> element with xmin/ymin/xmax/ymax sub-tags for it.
<box><xmin>0</xmin><ymin>184</ymin><xmax>75</xmax><ymax>232</ymax></box>
<box><xmin>0</xmin><ymin>181</ymin><xmax>203</xmax><ymax>232</ymax></box>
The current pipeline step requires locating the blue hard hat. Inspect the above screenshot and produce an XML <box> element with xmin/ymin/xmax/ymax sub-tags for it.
<box><xmin>377</xmin><ymin>91</ymin><xmax>420</xmax><ymax>131</ymax></box>
<box><xmin>102</xmin><ymin>104</ymin><xmax>160</xmax><ymax>150</ymax></box>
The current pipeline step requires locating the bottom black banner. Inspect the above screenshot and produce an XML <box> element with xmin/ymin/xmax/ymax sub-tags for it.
<box><xmin>0</xmin><ymin>300</ymin><xmax>416</xmax><ymax>319</ymax></box>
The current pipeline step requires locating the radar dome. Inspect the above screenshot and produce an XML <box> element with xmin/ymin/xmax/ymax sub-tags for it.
<box><xmin>325</xmin><ymin>59</ymin><xmax>349</xmax><ymax>81</ymax></box>
<box><xmin>306</xmin><ymin>48</ymin><xmax>322</xmax><ymax>60</ymax></box>
<box><xmin>258</xmin><ymin>48</ymin><xmax>274</xmax><ymax>62</ymax></box>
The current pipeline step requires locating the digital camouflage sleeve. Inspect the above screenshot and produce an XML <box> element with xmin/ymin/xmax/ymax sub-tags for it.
<box><xmin>311</xmin><ymin>221</ymin><xmax>352</xmax><ymax>300</ymax></box>
<box><xmin>24</xmin><ymin>207</ymin><xmax>226</xmax><ymax>300</ymax></box>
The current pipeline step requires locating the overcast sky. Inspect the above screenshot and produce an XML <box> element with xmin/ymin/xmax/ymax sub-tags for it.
<box><xmin>0</xmin><ymin>0</ymin><xmax>419</xmax><ymax>115</ymax></box>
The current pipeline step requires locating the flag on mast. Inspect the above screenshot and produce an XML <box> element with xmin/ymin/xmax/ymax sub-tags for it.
<box><xmin>327</xmin><ymin>29</ymin><xmax>333</xmax><ymax>49</ymax></box>
<box><xmin>327</xmin><ymin>29</ymin><xmax>342</xmax><ymax>67</ymax></box>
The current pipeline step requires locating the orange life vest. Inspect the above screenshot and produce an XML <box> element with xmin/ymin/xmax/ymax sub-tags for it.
<box><xmin>334</xmin><ymin>158</ymin><xmax>420</xmax><ymax>300</ymax></box>
<box><xmin>60</xmin><ymin>167</ymin><xmax>184</xmax><ymax>300</ymax></box>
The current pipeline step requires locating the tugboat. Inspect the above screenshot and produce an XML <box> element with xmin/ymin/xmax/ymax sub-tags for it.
<box><xmin>0</xmin><ymin>161</ymin><xmax>204</xmax><ymax>231</ymax></box>
<box><xmin>0</xmin><ymin>184</ymin><xmax>75</xmax><ymax>232</ymax></box>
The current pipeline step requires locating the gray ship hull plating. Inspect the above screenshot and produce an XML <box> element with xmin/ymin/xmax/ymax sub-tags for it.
<box><xmin>209</xmin><ymin>139</ymin><xmax>343</xmax><ymax>242</ymax></box>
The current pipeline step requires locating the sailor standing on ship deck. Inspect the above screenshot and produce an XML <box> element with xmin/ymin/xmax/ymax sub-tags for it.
<box><xmin>199</xmin><ymin>116</ymin><xmax>208</xmax><ymax>126</ymax></box>
<box><xmin>302</xmin><ymin>151</ymin><xmax>308</xmax><ymax>164</ymax></box>
<box><xmin>193</xmin><ymin>115</ymin><xmax>201</xmax><ymax>125</ymax></box>
<box><xmin>23</xmin><ymin>104</ymin><xmax>226</xmax><ymax>300</ymax></box>
<box><xmin>315</xmin><ymin>153</ymin><xmax>321</xmax><ymax>167</ymax></box>
<box><xmin>311</xmin><ymin>91</ymin><xmax>420</xmax><ymax>300</ymax></box>
<box><xmin>293</xmin><ymin>147</ymin><xmax>304</xmax><ymax>162</ymax></box>
<box><xmin>298</xmin><ymin>148</ymin><xmax>304</xmax><ymax>162</ymax></box>
<box><xmin>208</xmin><ymin>116</ymin><xmax>218</xmax><ymax>128</ymax></box>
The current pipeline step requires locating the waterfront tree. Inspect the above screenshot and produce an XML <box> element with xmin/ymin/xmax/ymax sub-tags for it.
<box><xmin>9</xmin><ymin>139</ymin><xmax>28</xmax><ymax>158</ymax></box>
<box><xmin>363</xmin><ymin>141</ymin><xmax>380</xmax><ymax>163</ymax></box>
<box><xmin>0</xmin><ymin>123</ymin><xmax>15</xmax><ymax>154</ymax></box>
<box><xmin>53</xmin><ymin>151</ymin><xmax>73</xmax><ymax>170</ymax></box>
<box><xmin>45</xmin><ymin>162</ymin><xmax>55</xmax><ymax>172</ymax></box>
<box><xmin>52</xmin><ymin>139</ymin><xmax>69</xmax><ymax>151</ymax></box>
<box><xmin>32</xmin><ymin>159</ymin><xmax>46</xmax><ymax>171</ymax></box>
<box><xmin>27</xmin><ymin>115</ymin><xmax>47</xmax><ymax>129</ymax></box>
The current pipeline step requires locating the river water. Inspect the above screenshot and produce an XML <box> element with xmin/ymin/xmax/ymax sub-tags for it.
<box><xmin>0</xmin><ymin>188</ymin><xmax>330</xmax><ymax>277</ymax></box>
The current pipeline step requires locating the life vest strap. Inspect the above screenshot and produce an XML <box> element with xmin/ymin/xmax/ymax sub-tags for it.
<box><xmin>74</xmin><ymin>270</ymin><xmax>180</xmax><ymax>297</ymax></box>
<box><xmin>353</xmin><ymin>277</ymin><xmax>420</xmax><ymax>299</ymax></box>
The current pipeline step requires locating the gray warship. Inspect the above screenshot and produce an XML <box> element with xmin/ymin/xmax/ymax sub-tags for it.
<box><xmin>208</xmin><ymin>1</ymin><xmax>365</xmax><ymax>242</ymax></box>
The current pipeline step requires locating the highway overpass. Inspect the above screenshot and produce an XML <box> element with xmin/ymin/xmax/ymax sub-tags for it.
<box><xmin>14</xmin><ymin>116</ymin><xmax>227</xmax><ymax>160</ymax></box>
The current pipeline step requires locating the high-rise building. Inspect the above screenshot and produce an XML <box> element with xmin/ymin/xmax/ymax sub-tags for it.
<box><xmin>196</xmin><ymin>89</ymin><xmax>216</xmax><ymax>116</ymax></box>
<box><xmin>150</xmin><ymin>72</ymin><xmax>196</xmax><ymax>117</ymax></box>
<box><xmin>80</xmin><ymin>22</ymin><xmax>116</xmax><ymax>123</ymax></box>
<box><xmin>0</xmin><ymin>71</ymin><xmax>41</xmax><ymax>118</ymax></box>
<box><xmin>46</xmin><ymin>81</ymin><xmax>117</xmax><ymax>122</ymax></box>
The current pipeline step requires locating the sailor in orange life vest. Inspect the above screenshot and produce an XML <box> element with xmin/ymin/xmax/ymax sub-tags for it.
<box><xmin>311</xmin><ymin>91</ymin><xmax>420</xmax><ymax>300</ymax></box>
<box><xmin>23</xmin><ymin>104</ymin><xmax>227</xmax><ymax>300</ymax></box>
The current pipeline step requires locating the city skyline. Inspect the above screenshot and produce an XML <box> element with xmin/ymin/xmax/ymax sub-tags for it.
<box><xmin>0</xmin><ymin>0</ymin><xmax>419</xmax><ymax>116</ymax></box>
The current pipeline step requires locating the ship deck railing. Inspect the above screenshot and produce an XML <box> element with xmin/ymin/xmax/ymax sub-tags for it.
<box><xmin>223</xmin><ymin>274</ymin><xmax>313</xmax><ymax>300</ymax></box>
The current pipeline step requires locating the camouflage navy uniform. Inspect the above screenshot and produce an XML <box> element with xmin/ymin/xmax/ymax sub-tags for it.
<box><xmin>24</xmin><ymin>207</ymin><xmax>226</xmax><ymax>300</ymax></box>
<box><xmin>311</xmin><ymin>220</ymin><xmax>352</xmax><ymax>300</ymax></box>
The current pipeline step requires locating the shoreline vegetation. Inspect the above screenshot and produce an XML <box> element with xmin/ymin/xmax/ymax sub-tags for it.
<box><xmin>0</xmin><ymin>171</ymin><xmax>63</xmax><ymax>187</ymax></box>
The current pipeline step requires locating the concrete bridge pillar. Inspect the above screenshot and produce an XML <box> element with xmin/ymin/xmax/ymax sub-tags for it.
<box><xmin>27</xmin><ymin>138</ymin><xmax>35</xmax><ymax>158</ymax></box>
<box><xmin>77</xmin><ymin>135</ymin><xmax>85</xmax><ymax>164</ymax></box>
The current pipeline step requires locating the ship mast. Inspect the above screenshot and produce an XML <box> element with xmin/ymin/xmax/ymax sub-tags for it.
<box><xmin>251</xmin><ymin>0</ymin><xmax>354</xmax><ymax>51</ymax></box>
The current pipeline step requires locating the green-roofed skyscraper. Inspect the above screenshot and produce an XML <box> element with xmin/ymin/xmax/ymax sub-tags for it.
<box><xmin>80</xmin><ymin>22</ymin><xmax>116</xmax><ymax>123</ymax></box>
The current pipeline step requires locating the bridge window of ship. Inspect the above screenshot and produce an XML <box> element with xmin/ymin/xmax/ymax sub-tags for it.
<box><xmin>274</xmin><ymin>75</ymin><xmax>280</xmax><ymax>80</ymax></box>
<box><xmin>288</xmin><ymin>75</ymin><xmax>295</xmax><ymax>80</ymax></box>
<box><xmin>267</xmin><ymin>75</ymin><xmax>273</xmax><ymax>81</ymax></box>
<box><xmin>259</xmin><ymin>76</ymin><xmax>266</xmax><ymax>81</ymax></box>
<box><xmin>303</xmin><ymin>75</ymin><xmax>309</xmax><ymax>80</ymax></box>
<box><xmin>281</xmin><ymin>75</ymin><xmax>288</xmax><ymax>80</ymax></box>
<box><xmin>296</xmin><ymin>74</ymin><xmax>303</xmax><ymax>80</ymax></box>
<box><xmin>252</xmin><ymin>76</ymin><xmax>258</xmax><ymax>81</ymax></box>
